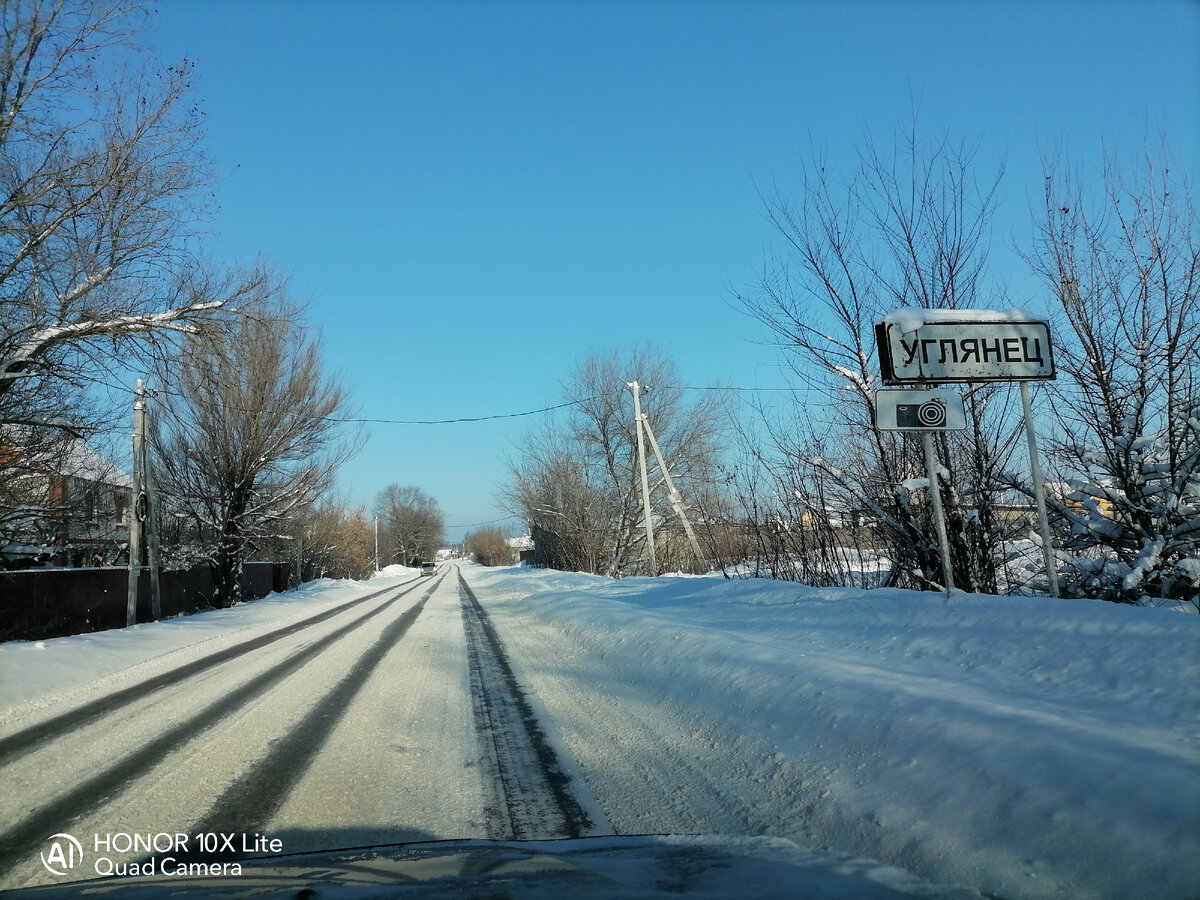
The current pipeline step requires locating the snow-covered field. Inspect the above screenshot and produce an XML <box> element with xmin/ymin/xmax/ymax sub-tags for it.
<box><xmin>2</xmin><ymin>564</ymin><xmax>1197</xmax><ymax>899</ymax></box>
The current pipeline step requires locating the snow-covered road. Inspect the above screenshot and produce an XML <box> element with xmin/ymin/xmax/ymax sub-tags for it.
<box><xmin>2</xmin><ymin>567</ymin><xmax>598</xmax><ymax>890</ymax></box>
<box><xmin>1</xmin><ymin>563</ymin><xmax>1196</xmax><ymax>898</ymax></box>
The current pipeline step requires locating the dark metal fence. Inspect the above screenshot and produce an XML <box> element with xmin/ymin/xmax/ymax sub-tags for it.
<box><xmin>0</xmin><ymin>562</ymin><xmax>291</xmax><ymax>642</ymax></box>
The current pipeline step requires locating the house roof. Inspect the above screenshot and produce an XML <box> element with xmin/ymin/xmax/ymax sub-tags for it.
<box><xmin>3</xmin><ymin>431</ymin><xmax>133</xmax><ymax>489</ymax></box>
<box><xmin>62</xmin><ymin>440</ymin><xmax>133</xmax><ymax>489</ymax></box>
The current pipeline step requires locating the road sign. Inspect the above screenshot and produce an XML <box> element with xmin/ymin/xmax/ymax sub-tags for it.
<box><xmin>876</xmin><ymin>313</ymin><xmax>1055</xmax><ymax>384</ymax></box>
<box><xmin>874</xmin><ymin>389</ymin><xmax>967</xmax><ymax>431</ymax></box>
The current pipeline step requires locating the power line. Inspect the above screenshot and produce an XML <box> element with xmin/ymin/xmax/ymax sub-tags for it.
<box><xmin>327</xmin><ymin>398</ymin><xmax>594</xmax><ymax>426</ymax></box>
<box><xmin>674</xmin><ymin>385</ymin><xmax>819</xmax><ymax>393</ymax></box>
<box><xmin>89</xmin><ymin>382</ymin><xmax>813</xmax><ymax>434</ymax></box>
<box><xmin>446</xmin><ymin>514</ymin><xmax>522</xmax><ymax>529</ymax></box>
<box><xmin>327</xmin><ymin>385</ymin><xmax>815</xmax><ymax>427</ymax></box>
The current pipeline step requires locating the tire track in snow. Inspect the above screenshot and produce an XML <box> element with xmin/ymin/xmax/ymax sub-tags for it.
<box><xmin>174</xmin><ymin>576</ymin><xmax>441</xmax><ymax>857</ymax></box>
<box><xmin>0</xmin><ymin>577</ymin><xmax>419</xmax><ymax>767</ymax></box>
<box><xmin>457</xmin><ymin>569</ymin><xmax>595</xmax><ymax>840</ymax></box>
<box><xmin>0</xmin><ymin>577</ymin><xmax>430</xmax><ymax>876</ymax></box>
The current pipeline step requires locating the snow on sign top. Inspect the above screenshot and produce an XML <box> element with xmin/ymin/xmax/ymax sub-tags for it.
<box><xmin>876</xmin><ymin>308</ymin><xmax>1055</xmax><ymax>385</ymax></box>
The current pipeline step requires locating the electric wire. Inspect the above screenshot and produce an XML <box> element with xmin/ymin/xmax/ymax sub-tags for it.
<box><xmin>444</xmin><ymin>514</ymin><xmax>522</xmax><ymax>530</ymax></box>
<box><xmin>322</xmin><ymin>385</ymin><xmax>812</xmax><ymax>427</ymax></box>
<box><xmin>325</xmin><ymin>398</ymin><xmax>595</xmax><ymax>426</ymax></box>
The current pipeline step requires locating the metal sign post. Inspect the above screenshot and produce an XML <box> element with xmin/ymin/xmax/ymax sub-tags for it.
<box><xmin>922</xmin><ymin>431</ymin><xmax>955</xmax><ymax>593</ymax></box>
<box><xmin>1020</xmin><ymin>382</ymin><xmax>1060</xmax><ymax>597</ymax></box>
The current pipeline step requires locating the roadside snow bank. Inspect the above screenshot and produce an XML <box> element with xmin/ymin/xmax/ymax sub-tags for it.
<box><xmin>473</xmin><ymin>566</ymin><xmax>1200</xmax><ymax>900</ymax></box>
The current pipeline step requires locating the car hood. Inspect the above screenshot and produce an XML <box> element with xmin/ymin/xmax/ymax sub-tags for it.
<box><xmin>10</xmin><ymin>834</ymin><xmax>986</xmax><ymax>898</ymax></box>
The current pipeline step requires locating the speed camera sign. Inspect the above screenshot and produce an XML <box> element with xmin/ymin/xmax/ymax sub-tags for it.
<box><xmin>874</xmin><ymin>389</ymin><xmax>967</xmax><ymax>431</ymax></box>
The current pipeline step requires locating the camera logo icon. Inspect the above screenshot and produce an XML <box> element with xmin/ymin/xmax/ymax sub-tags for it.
<box><xmin>896</xmin><ymin>399</ymin><xmax>948</xmax><ymax>428</ymax></box>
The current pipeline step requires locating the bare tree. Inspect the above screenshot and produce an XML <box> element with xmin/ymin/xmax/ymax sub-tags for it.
<box><xmin>464</xmin><ymin>526</ymin><xmax>514</xmax><ymax>567</ymax></box>
<box><xmin>506</xmin><ymin>346</ymin><xmax>727</xmax><ymax>576</ymax></box>
<box><xmin>736</xmin><ymin>119</ymin><xmax>1019</xmax><ymax>591</ymax></box>
<box><xmin>0</xmin><ymin>1</ymin><xmax>237</xmax><ymax>417</ymax></box>
<box><xmin>506</xmin><ymin>422</ymin><xmax>609</xmax><ymax>573</ymax></box>
<box><xmin>300</xmin><ymin>500</ymin><xmax>374</xmax><ymax>581</ymax></box>
<box><xmin>152</xmin><ymin>279</ymin><xmax>361</xmax><ymax>606</ymax></box>
<box><xmin>0</xmin><ymin>0</ymin><xmax>251</xmax><ymax>548</ymax></box>
<box><xmin>1022</xmin><ymin>140</ymin><xmax>1199</xmax><ymax>607</ymax></box>
<box><xmin>374</xmin><ymin>484</ymin><xmax>443</xmax><ymax>567</ymax></box>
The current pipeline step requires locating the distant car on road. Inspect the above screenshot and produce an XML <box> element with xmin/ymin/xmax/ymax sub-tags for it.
<box><xmin>420</xmin><ymin>562</ymin><xmax>437</xmax><ymax>576</ymax></box>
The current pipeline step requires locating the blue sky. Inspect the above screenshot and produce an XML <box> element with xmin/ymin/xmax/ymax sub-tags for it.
<box><xmin>149</xmin><ymin>0</ymin><xmax>1199</xmax><ymax>542</ymax></box>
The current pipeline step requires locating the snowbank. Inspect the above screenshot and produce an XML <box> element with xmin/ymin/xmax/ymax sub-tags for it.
<box><xmin>473</xmin><ymin>566</ymin><xmax>1200</xmax><ymax>899</ymax></box>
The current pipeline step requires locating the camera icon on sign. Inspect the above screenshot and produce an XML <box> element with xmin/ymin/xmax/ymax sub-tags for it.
<box><xmin>875</xmin><ymin>390</ymin><xmax>963</xmax><ymax>432</ymax></box>
<box><xmin>896</xmin><ymin>399</ymin><xmax>948</xmax><ymax>428</ymax></box>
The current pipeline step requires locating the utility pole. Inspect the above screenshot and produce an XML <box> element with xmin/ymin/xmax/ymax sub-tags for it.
<box><xmin>127</xmin><ymin>380</ymin><xmax>162</xmax><ymax>624</ymax></box>
<box><xmin>143</xmin><ymin>387</ymin><xmax>162</xmax><ymax>621</ymax></box>
<box><xmin>639</xmin><ymin>411</ymin><xmax>705</xmax><ymax>566</ymax></box>
<box><xmin>126</xmin><ymin>385</ymin><xmax>144</xmax><ymax>626</ymax></box>
<box><xmin>628</xmin><ymin>381</ymin><xmax>657</xmax><ymax>576</ymax></box>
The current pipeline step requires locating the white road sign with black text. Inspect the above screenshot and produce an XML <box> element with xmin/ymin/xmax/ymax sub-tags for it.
<box><xmin>876</xmin><ymin>318</ymin><xmax>1054</xmax><ymax>384</ymax></box>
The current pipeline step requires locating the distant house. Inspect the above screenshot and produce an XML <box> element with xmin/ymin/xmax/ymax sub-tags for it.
<box><xmin>1057</xmin><ymin>480</ymin><xmax>1118</xmax><ymax>517</ymax></box>
<box><xmin>507</xmin><ymin>534</ymin><xmax>535</xmax><ymax>566</ymax></box>
<box><xmin>1</xmin><ymin>439</ymin><xmax>132</xmax><ymax>568</ymax></box>
<box><xmin>993</xmin><ymin>482</ymin><xmax>1117</xmax><ymax>534</ymax></box>
<box><xmin>506</xmin><ymin>534</ymin><xmax>534</xmax><ymax>552</ymax></box>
